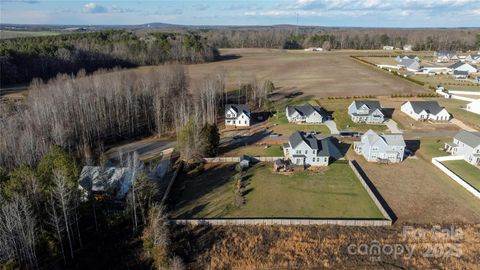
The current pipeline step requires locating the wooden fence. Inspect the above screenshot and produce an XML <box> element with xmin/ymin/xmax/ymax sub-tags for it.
<box><xmin>203</xmin><ymin>156</ymin><xmax>284</xmax><ymax>163</ymax></box>
<box><xmin>348</xmin><ymin>160</ymin><xmax>393</xmax><ymax>222</ymax></box>
<box><xmin>170</xmin><ymin>218</ymin><xmax>391</xmax><ymax>226</ymax></box>
<box><xmin>168</xmin><ymin>160</ymin><xmax>393</xmax><ymax>227</ymax></box>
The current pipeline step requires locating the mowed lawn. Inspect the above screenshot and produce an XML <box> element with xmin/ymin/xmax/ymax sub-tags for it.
<box><xmin>316</xmin><ymin>99</ymin><xmax>388</xmax><ymax>132</ymax></box>
<box><xmin>222</xmin><ymin>145</ymin><xmax>284</xmax><ymax>157</ymax></box>
<box><xmin>442</xmin><ymin>160</ymin><xmax>480</xmax><ymax>191</ymax></box>
<box><xmin>170</xmin><ymin>162</ymin><xmax>384</xmax><ymax>219</ymax></box>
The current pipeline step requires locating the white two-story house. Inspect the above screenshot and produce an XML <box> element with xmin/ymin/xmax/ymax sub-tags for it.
<box><xmin>225</xmin><ymin>104</ymin><xmax>251</xmax><ymax>127</ymax></box>
<box><xmin>354</xmin><ymin>130</ymin><xmax>406</xmax><ymax>163</ymax></box>
<box><xmin>401</xmin><ymin>101</ymin><xmax>451</xmax><ymax>121</ymax></box>
<box><xmin>286</xmin><ymin>103</ymin><xmax>329</xmax><ymax>124</ymax></box>
<box><xmin>283</xmin><ymin>131</ymin><xmax>341</xmax><ymax>167</ymax></box>
<box><xmin>445</xmin><ymin>130</ymin><xmax>480</xmax><ymax>167</ymax></box>
<box><xmin>348</xmin><ymin>100</ymin><xmax>385</xmax><ymax>124</ymax></box>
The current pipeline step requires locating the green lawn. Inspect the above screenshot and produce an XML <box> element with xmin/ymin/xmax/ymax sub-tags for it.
<box><xmin>437</xmin><ymin>99</ymin><xmax>480</xmax><ymax>129</ymax></box>
<box><xmin>171</xmin><ymin>162</ymin><xmax>385</xmax><ymax>219</ymax></box>
<box><xmin>222</xmin><ymin>145</ymin><xmax>284</xmax><ymax>157</ymax></box>
<box><xmin>417</xmin><ymin>137</ymin><xmax>449</xmax><ymax>160</ymax></box>
<box><xmin>442</xmin><ymin>160</ymin><xmax>480</xmax><ymax>191</ymax></box>
<box><xmin>316</xmin><ymin>99</ymin><xmax>388</xmax><ymax>132</ymax></box>
<box><xmin>269</xmin><ymin>109</ymin><xmax>331</xmax><ymax>135</ymax></box>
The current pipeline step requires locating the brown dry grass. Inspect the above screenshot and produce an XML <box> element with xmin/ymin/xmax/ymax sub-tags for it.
<box><xmin>134</xmin><ymin>48</ymin><xmax>428</xmax><ymax>98</ymax></box>
<box><xmin>172</xmin><ymin>224</ymin><xmax>480</xmax><ymax>269</ymax></box>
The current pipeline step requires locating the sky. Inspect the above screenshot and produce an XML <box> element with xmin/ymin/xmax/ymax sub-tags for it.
<box><xmin>1</xmin><ymin>0</ymin><xmax>480</xmax><ymax>27</ymax></box>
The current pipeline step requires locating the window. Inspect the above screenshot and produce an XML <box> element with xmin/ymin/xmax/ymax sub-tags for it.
<box><xmin>312</xmin><ymin>150</ymin><xmax>316</xmax><ymax>154</ymax></box>
<box><xmin>324</xmin><ymin>157</ymin><xmax>328</xmax><ymax>162</ymax></box>
<box><xmin>296</xmin><ymin>150</ymin><xmax>301</xmax><ymax>154</ymax></box>
<box><xmin>305</xmin><ymin>150</ymin><xmax>308</xmax><ymax>154</ymax></box>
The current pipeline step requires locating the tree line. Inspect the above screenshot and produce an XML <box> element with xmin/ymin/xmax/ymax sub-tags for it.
<box><xmin>198</xmin><ymin>27</ymin><xmax>480</xmax><ymax>51</ymax></box>
<box><xmin>0</xmin><ymin>30</ymin><xmax>218</xmax><ymax>87</ymax></box>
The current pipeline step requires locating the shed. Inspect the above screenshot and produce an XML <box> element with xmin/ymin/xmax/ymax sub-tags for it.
<box><xmin>239</xmin><ymin>155</ymin><xmax>250</xmax><ymax>169</ymax></box>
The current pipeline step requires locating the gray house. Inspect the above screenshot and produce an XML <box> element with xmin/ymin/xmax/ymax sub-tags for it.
<box><xmin>348</xmin><ymin>100</ymin><xmax>385</xmax><ymax>124</ymax></box>
<box><xmin>445</xmin><ymin>130</ymin><xmax>480</xmax><ymax>167</ymax></box>
<box><xmin>286</xmin><ymin>103</ymin><xmax>329</xmax><ymax>123</ymax></box>
<box><xmin>398</xmin><ymin>59</ymin><xmax>421</xmax><ymax>71</ymax></box>
<box><xmin>283</xmin><ymin>131</ymin><xmax>341</xmax><ymax>167</ymax></box>
<box><xmin>354</xmin><ymin>130</ymin><xmax>406</xmax><ymax>163</ymax></box>
<box><xmin>78</xmin><ymin>166</ymin><xmax>135</xmax><ymax>201</ymax></box>
<box><xmin>395</xmin><ymin>55</ymin><xmax>419</xmax><ymax>62</ymax></box>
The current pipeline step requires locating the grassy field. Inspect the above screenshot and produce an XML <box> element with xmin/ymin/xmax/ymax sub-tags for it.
<box><xmin>442</xmin><ymin>160</ymin><xmax>480</xmax><ymax>191</ymax></box>
<box><xmin>437</xmin><ymin>98</ymin><xmax>480</xmax><ymax>129</ymax></box>
<box><xmin>0</xmin><ymin>30</ymin><xmax>60</xmax><ymax>39</ymax></box>
<box><xmin>316</xmin><ymin>98</ymin><xmax>388</xmax><ymax>132</ymax></box>
<box><xmin>170</xmin><ymin>162</ymin><xmax>384</xmax><ymax>219</ymax></box>
<box><xmin>133</xmin><ymin>48</ymin><xmax>427</xmax><ymax>98</ymax></box>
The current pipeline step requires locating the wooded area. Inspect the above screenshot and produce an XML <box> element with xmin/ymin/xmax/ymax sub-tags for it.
<box><xmin>0</xmin><ymin>30</ymin><xmax>218</xmax><ymax>86</ymax></box>
<box><xmin>198</xmin><ymin>27</ymin><xmax>480</xmax><ymax>51</ymax></box>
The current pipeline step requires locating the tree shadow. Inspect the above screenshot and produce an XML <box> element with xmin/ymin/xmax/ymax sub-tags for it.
<box><xmin>218</xmin><ymin>129</ymin><xmax>272</xmax><ymax>155</ymax></box>
<box><xmin>215</xmin><ymin>54</ymin><xmax>242</xmax><ymax>62</ymax></box>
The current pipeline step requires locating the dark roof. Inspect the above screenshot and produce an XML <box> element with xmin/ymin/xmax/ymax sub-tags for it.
<box><xmin>353</xmin><ymin>100</ymin><xmax>382</xmax><ymax>111</ymax></box>
<box><xmin>454</xmin><ymin>131</ymin><xmax>480</xmax><ymax>148</ymax></box>
<box><xmin>288</xmin><ymin>131</ymin><xmax>340</xmax><ymax>157</ymax></box>
<box><xmin>407</xmin><ymin>101</ymin><xmax>445</xmax><ymax>115</ymax></box>
<box><xmin>448</xmin><ymin>62</ymin><xmax>474</xmax><ymax>69</ymax></box>
<box><xmin>286</xmin><ymin>103</ymin><xmax>327</xmax><ymax>117</ymax></box>
<box><xmin>453</xmin><ymin>70</ymin><xmax>469</xmax><ymax>75</ymax></box>
<box><xmin>225</xmin><ymin>104</ymin><xmax>250</xmax><ymax>117</ymax></box>
<box><xmin>289</xmin><ymin>131</ymin><xmax>319</xmax><ymax>150</ymax></box>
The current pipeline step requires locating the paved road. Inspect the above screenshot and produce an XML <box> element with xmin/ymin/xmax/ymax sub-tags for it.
<box><xmin>105</xmin><ymin>137</ymin><xmax>176</xmax><ymax>162</ymax></box>
<box><xmin>324</xmin><ymin>120</ymin><xmax>339</xmax><ymax>134</ymax></box>
<box><xmin>384</xmin><ymin>119</ymin><xmax>403</xmax><ymax>134</ymax></box>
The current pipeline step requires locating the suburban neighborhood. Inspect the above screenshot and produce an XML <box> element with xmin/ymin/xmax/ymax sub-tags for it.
<box><xmin>1</xmin><ymin>4</ymin><xmax>480</xmax><ymax>268</ymax></box>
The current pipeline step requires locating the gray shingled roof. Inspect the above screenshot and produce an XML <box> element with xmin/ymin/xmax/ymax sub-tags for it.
<box><xmin>448</xmin><ymin>62</ymin><xmax>476</xmax><ymax>69</ymax></box>
<box><xmin>225</xmin><ymin>104</ymin><xmax>250</xmax><ymax>118</ymax></box>
<box><xmin>286</xmin><ymin>103</ymin><xmax>327</xmax><ymax>117</ymax></box>
<box><xmin>288</xmin><ymin>131</ymin><xmax>340</xmax><ymax>157</ymax></box>
<box><xmin>453</xmin><ymin>70</ymin><xmax>469</xmax><ymax>76</ymax></box>
<box><xmin>407</xmin><ymin>101</ymin><xmax>445</xmax><ymax>115</ymax></box>
<box><xmin>454</xmin><ymin>130</ymin><xmax>480</xmax><ymax>148</ymax></box>
<box><xmin>353</xmin><ymin>100</ymin><xmax>382</xmax><ymax>111</ymax></box>
<box><xmin>399</xmin><ymin>59</ymin><xmax>419</xmax><ymax>68</ymax></box>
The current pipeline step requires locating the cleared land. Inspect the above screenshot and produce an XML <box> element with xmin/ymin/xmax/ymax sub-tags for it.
<box><xmin>442</xmin><ymin>160</ymin><xmax>480</xmax><ymax>191</ymax></box>
<box><xmin>0</xmin><ymin>30</ymin><xmax>60</xmax><ymax>39</ymax></box>
<box><xmin>170</xmin><ymin>162</ymin><xmax>384</xmax><ymax>219</ymax></box>
<box><xmin>349</xmin><ymin>137</ymin><xmax>480</xmax><ymax>224</ymax></box>
<box><xmin>176</xmin><ymin>49</ymin><xmax>428</xmax><ymax>97</ymax></box>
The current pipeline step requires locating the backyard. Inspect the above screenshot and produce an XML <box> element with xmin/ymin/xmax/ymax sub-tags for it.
<box><xmin>442</xmin><ymin>160</ymin><xmax>480</xmax><ymax>191</ymax></box>
<box><xmin>170</xmin><ymin>162</ymin><xmax>385</xmax><ymax>219</ymax></box>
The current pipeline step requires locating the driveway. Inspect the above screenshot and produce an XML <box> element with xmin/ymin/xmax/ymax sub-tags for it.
<box><xmin>324</xmin><ymin>120</ymin><xmax>339</xmax><ymax>134</ymax></box>
<box><xmin>384</xmin><ymin>119</ymin><xmax>403</xmax><ymax>134</ymax></box>
<box><xmin>450</xmin><ymin>119</ymin><xmax>478</xmax><ymax>132</ymax></box>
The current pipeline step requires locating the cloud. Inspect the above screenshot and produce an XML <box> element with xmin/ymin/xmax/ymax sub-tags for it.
<box><xmin>83</xmin><ymin>3</ymin><xmax>107</xmax><ymax>13</ymax></box>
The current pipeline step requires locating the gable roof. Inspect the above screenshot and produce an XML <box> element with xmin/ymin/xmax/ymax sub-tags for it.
<box><xmin>288</xmin><ymin>131</ymin><xmax>340</xmax><ymax>157</ymax></box>
<box><xmin>353</xmin><ymin>100</ymin><xmax>382</xmax><ymax>111</ymax></box>
<box><xmin>436</xmin><ymin>50</ymin><xmax>456</xmax><ymax>56</ymax></box>
<box><xmin>454</xmin><ymin>130</ymin><xmax>480</xmax><ymax>148</ymax></box>
<box><xmin>397</xmin><ymin>55</ymin><xmax>417</xmax><ymax>59</ymax></box>
<box><xmin>399</xmin><ymin>59</ymin><xmax>419</xmax><ymax>68</ymax></box>
<box><xmin>225</xmin><ymin>104</ymin><xmax>250</xmax><ymax>117</ymax></box>
<box><xmin>363</xmin><ymin>130</ymin><xmax>405</xmax><ymax>147</ymax></box>
<box><xmin>79</xmin><ymin>166</ymin><xmax>134</xmax><ymax>200</ymax></box>
<box><xmin>449</xmin><ymin>62</ymin><xmax>477</xmax><ymax>70</ymax></box>
<box><xmin>287</xmin><ymin>103</ymin><xmax>327</xmax><ymax>117</ymax></box>
<box><xmin>406</xmin><ymin>101</ymin><xmax>446</xmax><ymax>115</ymax></box>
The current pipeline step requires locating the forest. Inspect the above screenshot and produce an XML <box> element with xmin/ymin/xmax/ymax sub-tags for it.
<box><xmin>0</xmin><ymin>30</ymin><xmax>218</xmax><ymax>86</ymax></box>
<box><xmin>197</xmin><ymin>27</ymin><xmax>480</xmax><ymax>51</ymax></box>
